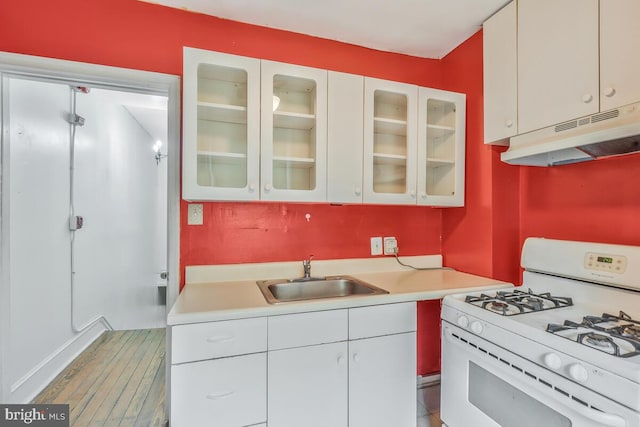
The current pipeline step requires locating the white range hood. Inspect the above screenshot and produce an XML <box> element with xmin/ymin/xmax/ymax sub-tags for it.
<box><xmin>501</xmin><ymin>102</ymin><xmax>640</xmax><ymax>166</ymax></box>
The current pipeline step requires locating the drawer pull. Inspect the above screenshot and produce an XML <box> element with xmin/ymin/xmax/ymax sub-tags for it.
<box><xmin>205</xmin><ymin>391</ymin><xmax>235</xmax><ymax>400</ymax></box>
<box><xmin>205</xmin><ymin>335</ymin><xmax>235</xmax><ymax>344</ymax></box>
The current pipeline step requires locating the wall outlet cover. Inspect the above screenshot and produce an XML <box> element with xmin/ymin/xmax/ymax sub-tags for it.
<box><xmin>384</xmin><ymin>236</ymin><xmax>398</xmax><ymax>255</ymax></box>
<box><xmin>187</xmin><ymin>203</ymin><xmax>203</xmax><ymax>225</ymax></box>
<box><xmin>370</xmin><ymin>236</ymin><xmax>383</xmax><ymax>256</ymax></box>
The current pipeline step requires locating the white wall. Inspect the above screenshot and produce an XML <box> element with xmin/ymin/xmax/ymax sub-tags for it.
<box><xmin>4</xmin><ymin>77</ymin><xmax>167</xmax><ymax>403</ymax></box>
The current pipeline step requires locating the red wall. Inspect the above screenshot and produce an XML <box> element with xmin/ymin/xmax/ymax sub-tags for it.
<box><xmin>1</xmin><ymin>0</ymin><xmax>456</xmax><ymax>375</ymax></box>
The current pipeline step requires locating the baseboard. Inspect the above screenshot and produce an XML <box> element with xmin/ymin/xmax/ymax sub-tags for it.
<box><xmin>8</xmin><ymin>322</ymin><xmax>106</xmax><ymax>403</ymax></box>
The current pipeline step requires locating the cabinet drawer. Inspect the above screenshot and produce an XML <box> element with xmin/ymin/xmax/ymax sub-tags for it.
<box><xmin>171</xmin><ymin>353</ymin><xmax>266</xmax><ymax>427</ymax></box>
<box><xmin>172</xmin><ymin>317</ymin><xmax>267</xmax><ymax>364</ymax></box>
<box><xmin>349</xmin><ymin>302</ymin><xmax>416</xmax><ymax>339</ymax></box>
<box><xmin>268</xmin><ymin>309</ymin><xmax>348</xmax><ymax>350</ymax></box>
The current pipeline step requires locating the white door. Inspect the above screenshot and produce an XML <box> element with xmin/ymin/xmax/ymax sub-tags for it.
<box><xmin>600</xmin><ymin>0</ymin><xmax>640</xmax><ymax>111</ymax></box>
<box><xmin>363</xmin><ymin>78</ymin><xmax>418</xmax><ymax>205</ymax></box>
<box><xmin>349</xmin><ymin>333</ymin><xmax>417</xmax><ymax>427</ymax></box>
<box><xmin>260</xmin><ymin>60</ymin><xmax>328</xmax><ymax>202</ymax></box>
<box><xmin>268</xmin><ymin>342</ymin><xmax>348</xmax><ymax>427</ymax></box>
<box><xmin>517</xmin><ymin>0</ymin><xmax>599</xmax><ymax>133</ymax></box>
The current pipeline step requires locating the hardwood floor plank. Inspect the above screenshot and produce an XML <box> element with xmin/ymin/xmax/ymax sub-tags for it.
<box><xmin>72</xmin><ymin>330</ymin><xmax>149</xmax><ymax>425</ymax></box>
<box><xmin>33</xmin><ymin>329</ymin><xmax>167</xmax><ymax>427</ymax></box>
<box><xmin>86</xmin><ymin>330</ymin><xmax>161</xmax><ymax>426</ymax></box>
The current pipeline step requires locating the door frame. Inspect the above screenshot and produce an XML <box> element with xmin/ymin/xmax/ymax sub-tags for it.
<box><xmin>0</xmin><ymin>52</ymin><xmax>181</xmax><ymax>402</ymax></box>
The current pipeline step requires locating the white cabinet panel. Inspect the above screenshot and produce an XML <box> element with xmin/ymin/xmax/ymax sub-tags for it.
<box><xmin>349</xmin><ymin>332</ymin><xmax>417</xmax><ymax>427</ymax></box>
<box><xmin>268</xmin><ymin>342</ymin><xmax>348</xmax><ymax>427</ymax></box>
<box><xmin>417</xmin><ymin>88</ymin><xmax>465</xmax><ymax>207</ymax></box>
<box><xmin>172</xmin><ymin>317</ymin><xmax>266</xmax><ymax>364</ymax></box>
<box><xmin>363</xmin><ymin>77</ymin><xmax>418</xmax><ymax>205</ymax></box>
<box><xmin>171</xmin><ymin>353</ymin><xmax>267</xmax><ymax>427</ymax></box>
<box><xmin>518</xmin><ymin>0</ymin><xmax>599</xmax><ymax>134</ymax></box>
<box><xmin>182</xmin><ymin>47</ymin><xmax>261</xmax><ymax>201</ymax></box>
<box><xmin>349</xmin><ymin>302</ymin><xmax>416</xmax><ymax>339</ymax></box>
<box><xmin>260</xmin><ymin>60</ymin><xmax>328</xmax><ymax>202</ymax></box>
<box><xmin>327</xmin><ymin>71</ymin><xmax>364</xmax><ymax>203</ymax></box>
<box><xmin>268</xmin><ymin>309</ymin><xmax>347</xmax><ymax>350</ymax></box>
<box><xmin>600</xmin><ymin>0</ymin><xmax>640</xmax><ymax>111</ymax></box>
<box><xmin>483</xmin><ymin>1</ymin><xmax>517</xmax><ymax>144</ymax></box>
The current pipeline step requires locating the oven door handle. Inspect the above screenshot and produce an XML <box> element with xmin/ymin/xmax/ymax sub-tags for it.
<box><xmin>582</xmin><ymin>410</ymin><xmax>626</xmax><ymax>427</ymax></box>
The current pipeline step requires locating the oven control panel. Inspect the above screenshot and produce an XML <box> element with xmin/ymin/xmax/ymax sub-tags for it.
<box><xmin>584</xmin><ymin>252</ymin><xmax>627</xmax><ymax>274</ymax></box>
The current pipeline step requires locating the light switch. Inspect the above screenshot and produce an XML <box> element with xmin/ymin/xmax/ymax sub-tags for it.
<box><xmin>188</xmin><ymin>204</ymin><xmax>203</xmax><ymax>225</ymax></box>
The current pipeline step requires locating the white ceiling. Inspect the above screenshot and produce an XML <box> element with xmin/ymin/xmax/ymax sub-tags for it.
<box><xmin>145</xmin><ymin>0</ymin><xmax>509</xmax><ymax>59</ymax></box>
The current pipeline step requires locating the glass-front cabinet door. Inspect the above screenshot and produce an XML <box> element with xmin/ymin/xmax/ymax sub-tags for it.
<box><xmin>363</xmin><ymin>78</ymin><xmax>418</xmax><ymax>205</ymax></box>
<box><xmin>260</xmin><ymin>61</ymin><xmax>327</xmax><ymax>202</ymax></box>
<box><xmin>417</xmin><ymin>88</ymin><xmax>466</xmax><ymax>207</ymax></box>
<box><xmin>182</xmin><ymin>47</ymin><xmax>261</xmax><ymax>201</ymax></box>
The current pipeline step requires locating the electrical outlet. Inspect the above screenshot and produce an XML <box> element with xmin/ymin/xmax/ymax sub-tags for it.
<box><xmin>370</xmin><ymin>237</ymin><xmax>383</xmax><ymax>256</ymax></box>
<box><xmin>187</xmin><ymin>203</ymin><xmax>203</xmax><ymax>225</ymax></box>
<box><xmin>384</xmin><ymin>237</ymin><xmax>398</xmax><ymax>255</ymax></box>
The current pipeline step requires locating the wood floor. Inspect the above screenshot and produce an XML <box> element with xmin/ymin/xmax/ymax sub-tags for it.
<box><xmin>33</xmin><ymin>329</ymin><xmax>167</xmax><ymax>427</ymax></box>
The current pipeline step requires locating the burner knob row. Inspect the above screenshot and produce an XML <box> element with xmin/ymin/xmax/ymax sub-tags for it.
<box><xmin>456</xmin><ymin>316</ymin><xmax>484</xmax><ymax>334</ymax></box>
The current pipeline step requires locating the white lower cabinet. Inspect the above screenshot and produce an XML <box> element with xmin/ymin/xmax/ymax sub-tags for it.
<box><xmin>268</xmin><ymin>342</ymin><xmax>348</xmax><ymax>427</ymax></box>
<box><xmin>349</xmin><ymin>332</ymin><xmax>417</xmax><ymax>427</ymax></box>
<box><xmin>171</xmin><ymin>353</ymin><xmax>267</xmax><ymax>427</ymax></box>
<box><xmin>170</xmin><ymin>302</ymin><xmax>416</xmax><ymax>426</ymax></box>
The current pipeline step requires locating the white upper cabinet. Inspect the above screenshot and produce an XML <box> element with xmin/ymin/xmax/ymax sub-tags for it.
<box><xmin>327</xmin><ymin>71</ymin><xmax>364</xmax><ymax>204</ymax></box>
<box><xmin>363</xmin><ymin>78</ymin><xmax>418</xmax><ymax>205</ymax></box>
<box><xmin>261</xmin><ymin>61</ymin><xmax>328</xmax><ymax>202</ymax></box>
<box><xmin>483</xmin><ymin>1</ymin><xmax>517</xmax><ymax>144</ymax></box>
<box><xmin>517</xmin><ymin>0</ymin><xmax>599</xmax><ymax>134</ymax></box>
<box><xmin>600</xmin><ymin>0</ymin><xmax>640</xmax><ymax>111</ymax></box>
<box><xmin>182</xmin><ymin>47</ymin><xmax>261</xmax><ymax>201</ymax></box>
<box><xmin>417</xmin><ymin>88</ymin><xmax>466</xmax><ymax>207</ymax></box>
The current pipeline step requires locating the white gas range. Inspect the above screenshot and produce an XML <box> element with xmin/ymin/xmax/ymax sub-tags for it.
<box><xmin>441</xmin><ymin>238</ymin><xmax>640</xmax><ymax>427</ymax></box>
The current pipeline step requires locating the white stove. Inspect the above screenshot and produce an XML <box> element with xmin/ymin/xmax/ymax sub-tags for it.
<box><xmin>441</xmin><ymin>238</ymin><xmax>640</xmax><ymax>427</ymax></box>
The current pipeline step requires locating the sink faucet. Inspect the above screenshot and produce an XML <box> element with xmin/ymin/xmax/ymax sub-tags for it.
<box><xmin>302</xmin><ymin>255</ymin><xmax>314</xmax><ymax>279</ymax></box>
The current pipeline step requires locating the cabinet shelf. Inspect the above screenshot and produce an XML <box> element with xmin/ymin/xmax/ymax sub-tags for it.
<box><xmin>198</xmin><ymin>150</ymin><xmax>247</xmax><ymax>161</ymax></box>
<box><xmin>273</xmin><ymin>111</ymin><xmax>316</xmax><ymax>130</ymax></box>
<box><xmin>374</xmin><ymin>117</ymin><xmax>407</xmax><ymax>136</ymax></box>
<box><xmin>273</xmin><ymin>156</ymin><xmax>316</xmax><ymax>169</ymax></box>
<box><xmin>426</xmin><ymin>157</ymin><xmax>455</xmax><ymax>167</ymax></box>
<box><xmin>373</xmin><ymin>153</ymin><xmax>407</xmax><ymax>166</ymax></box>
<box><xmin>197</xmin><ymin>102</ymin><xmax>248</xmax><ymax>124</ymax></box>
<box><xmin>427</xmin><ymin>124</ymin><xmax>455</xmax><ymax>132</ymax></box>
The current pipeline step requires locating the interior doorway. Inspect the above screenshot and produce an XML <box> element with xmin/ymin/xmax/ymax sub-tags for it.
<box><xmin>0</xmin><ymin>53</ymin><xmax>180</xmax><ymax>403</ymax></box>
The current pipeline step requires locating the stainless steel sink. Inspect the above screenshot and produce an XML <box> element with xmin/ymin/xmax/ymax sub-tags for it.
<box><xmin>257</xmin><ymin>275</ymin><xmax>388</xmax><ymax>304</ymax></box>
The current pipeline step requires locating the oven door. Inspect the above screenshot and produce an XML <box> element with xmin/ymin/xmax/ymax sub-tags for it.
<box><xmin>441</xmin><ymin>322</ymin><xmax>639</xmax><ymax>427</ymax></box>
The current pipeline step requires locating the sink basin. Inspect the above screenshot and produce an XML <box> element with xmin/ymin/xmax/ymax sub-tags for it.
<box><xmin>257</xmin><ymin>275</ymin><xmax>388</xmax><ymax>304</ymax></box>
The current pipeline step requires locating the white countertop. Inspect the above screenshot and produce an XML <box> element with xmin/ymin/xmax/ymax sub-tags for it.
<box><xmin>168</xmin><ymin>256</ymin><xmax>513</xmax><ymax>325</ymax></box>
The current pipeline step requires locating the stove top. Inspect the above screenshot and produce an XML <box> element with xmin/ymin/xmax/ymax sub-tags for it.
<box><xmin>465</xmin><ymin>288</ymin><xmax>573</xmax><ymax>316</ymax></box>
<box><xmin>547</xmin><ymin>311</ymin><xmax>640</xmax><ymax>358</ymax></box>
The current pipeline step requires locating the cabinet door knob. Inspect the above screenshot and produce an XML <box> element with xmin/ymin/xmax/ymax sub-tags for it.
<box><xmin>337</xmin><ymin>354</ymin><xmax>345</xmax><ymax>365</ymax></box>
<box><xmin>604</xmin><ymin>87</ymin><xmax>616</xmax><ymax>97</ymax></box>
<box><xmin>264</xmin><ymin>183</ymin><xmax>272</xmax><ymax>192</ymax></box>
<box><xmin>420</xmin><ymin>192</ymin><xmax>427</xmax><ymax>199</ymax></box>
<box><xmin>505</xmin><ymin>120</ymin><xmax>514</xmax><ymax>128</ymax></box>
<box><xmin>410</xmin><ymin>190</ymin><xmax>416</xmax><ymax>199</ymax></box>
<box><xmin>352</xmin><ymin>353</ymin><xmax>361</xmax><ymax>363</ymax></box>
<box><xmin>582</xmin><ymin>94</ymin><xmax>593</xmax><ymax>103</ymax></box>
<box><xmin>248</xmin><ymin>183</ymin><xmax>256</xmax><ymax>192</ymax></box>
<box><xmin>354</xmin><ymin>187</ymin><xmax>361</xmax><ymax>196</ymax></box>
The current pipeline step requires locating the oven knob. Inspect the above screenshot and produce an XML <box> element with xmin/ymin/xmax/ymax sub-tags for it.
<box><xmin>568</xmin><ymin>363</ymin><xmax>589</xmax><ymax>382</ymax></box>
<box><xmin>543</xmin><ymin>353</ymin><xmax>562</xmax><ymax>370</ymax></box>
<box><xmin>457</xmin><ymin>316</ymin><xmax>469</xmax><ymax>328</ymax></box>
<box><xmin>470</xmin><ymin>321</ymin><xmax>483</xmax><ymax>334</ymax></box>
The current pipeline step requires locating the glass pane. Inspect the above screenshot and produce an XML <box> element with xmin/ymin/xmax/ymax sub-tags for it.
<box><xmin>272</xmin><ymin>74</ymin><xmax>317</xmax><ymax>191</ymax></box>
<box><xmin>196</xmin><ymin>64</ymin><xmax>248</xmax><ymax>189</ymax></box>
<box><xmin>425</xmin><ymin>99</ymin><xmax>456</xmax><ymax>196</ymax></box>
<box><xmin>372</xmin><ymin>90</ymin><xmax>407</xmax><ymax>194</ymax></box>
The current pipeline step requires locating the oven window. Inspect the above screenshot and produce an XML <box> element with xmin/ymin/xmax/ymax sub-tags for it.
<box><xmin>469</xmin><ymin>362</ymin><xmax>571</xmax><ymax>427</ymax></box>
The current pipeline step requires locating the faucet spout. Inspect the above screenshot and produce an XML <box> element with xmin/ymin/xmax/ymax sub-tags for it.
<box><xmin>302</xmin><ymin>255</ymin><xmax>314</xmax><ymax>279</ymax></box>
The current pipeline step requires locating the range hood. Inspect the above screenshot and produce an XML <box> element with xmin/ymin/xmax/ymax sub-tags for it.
<box><xmin>501</xmin><ymin>102</ymin><xmax>640</xmax><ymax>166</ymax></box>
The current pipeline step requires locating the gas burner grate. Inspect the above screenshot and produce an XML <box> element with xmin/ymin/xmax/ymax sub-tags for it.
<box><xmin>546</xmin><ymin>311</ymin><xmax>640</xmax><ymax>358</ymax></box>
<box><xmin>465</xmin><ymin>289</ymin><xmax>573</xmax><ymax>316</ymax></box>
